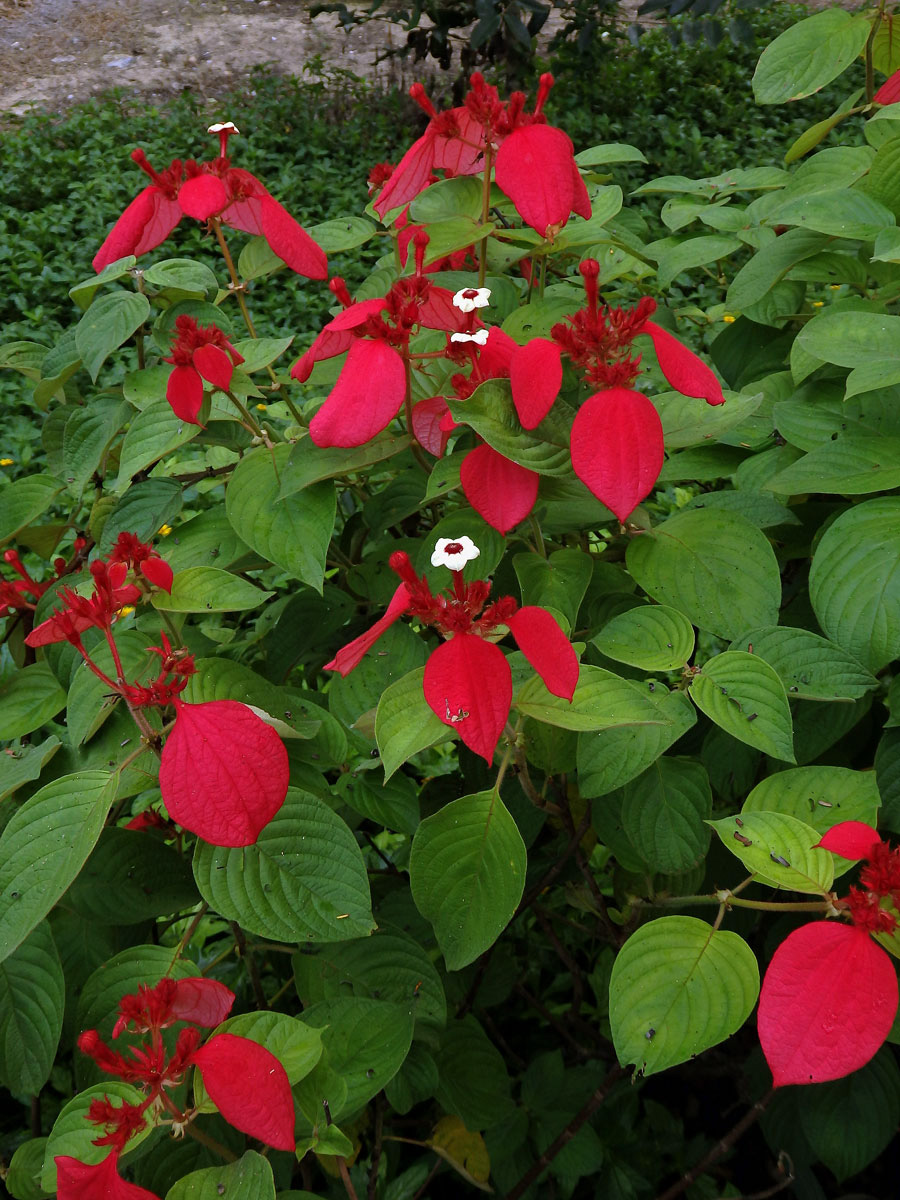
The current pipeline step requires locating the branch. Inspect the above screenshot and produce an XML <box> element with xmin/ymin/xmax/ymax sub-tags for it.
<box><xmin>653</xmin><ymin>1089</ymin><xmax>775</xmax><ymax>1200</ymax></box>
<box><xmin>504</xmin><ymin>1064</ymin><xmax>627</xmax><ymax>1199</ymax></box>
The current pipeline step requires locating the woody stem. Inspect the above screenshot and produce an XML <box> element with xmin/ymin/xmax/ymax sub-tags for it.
<box><xmin>478</xmin><ymin>143</ymin><xmax>494</xmax><ymax>288</ymax></box>
<box><xmin>210</xmin><ymin>217</ymin><xmax>258</xmax><ymax>338</ymax></box>
<box><xmin>224</xmin><ymin>389</ymin><xmax>265</xmax><ymax>439</ymax></box>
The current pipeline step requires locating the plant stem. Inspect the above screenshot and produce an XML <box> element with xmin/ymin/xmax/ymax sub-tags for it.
<box><xmin>504</xmin><ymin>1065</ymin><xmax>628</xmax><ymax>1199</ymax></box>
<box><xmin>653</xmin><ymin>1090</ymin><xmax>775</xmax><ymax>1200</ymax></box>
<box><xmin>478</xmin><ymin>143</ymin><xmax>494</xmax><ymax>288</ymax></box>
<box><xmin>167</xmin><ymin>903</ymin><xmax>208</xmax><ymax>971</ymax></box>
<box><xmin>230</xmin><ymin>922</ymin><xmax>268</xmax><ymax>1010</ymax></box>
<box><xmin>211</xmin><ymin>217</ymin><xmax>258</xmax><ymax>338</ymax></box>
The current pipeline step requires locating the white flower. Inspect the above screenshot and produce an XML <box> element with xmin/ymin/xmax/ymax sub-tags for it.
<box><xmin>208</xmin><ymin>121</ymin><xmax>240</xmax><ymax>135</ymax></box>
<box><xmin>452</xmin><ymin>287</ymin><xmax>492</xmax><ymax>313</ymax></box>
<box><xmin>431</xmin><ymin>536</ymin><xmax>481</xmax><ymax>571</ymax></box>
<box><xmin>450</xmin><ymin>329</ymin><xmax>489</xmax><ymax>345</ymax></box>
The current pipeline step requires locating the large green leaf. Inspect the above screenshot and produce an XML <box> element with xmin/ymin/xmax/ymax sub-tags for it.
<box><xmin>652</xmin><ymin>387</ymin><xmax>762</xmax><ymax>449</ymax></box>
<box><xmin>279</xmin><ymin>433</ymin><xmax>411</xmax><ymax>499</ymax></box>
<box><xmin>0</xmin><ymin>662</ymin><xmax>67</xmax><ymax>740</ymax></box>
<box><xmin>180</xmin><ymin>657</ymin><xmax>320</xmax><ymax>739</ymax></box>
<box><xmin>375</xmin><ymin>666</ymin><xmax>450</xmax><ymax>781</ymax></box>
<box><xmin>515</xmin><ymin>664</ymin><xmax>667</xmax><ymax>732</ymax></box>
<box><xmin>194</xmin><ymin>1012</ymin><xmax>322</xmax><ymax>1110</ymax></box>
<box><xmin>74</xmin><ymin>289</ymin><xmax>150</xmax><ymax>381</ymax></box>
<box><xmin>0</xmin><ymin>736</ymin><xmax>61</xmax><ymax>804</ymax></box>
<box><xmin>655</xmin><ymin>235</ymin><xmax>742</xmax><ymax>289</ymax></box>
<box><xmin>0</xmin><ymin>921</ymin><xmax>63</xmax><ymax>1094</ymax></box>
<box><xmin>6</xmin><ymin>1136</ymin><xmax>52</xmax><ymax>1200</ymax></box>
<box><xmin>765</xmin><ymin>190</ymin><xmax>894</xmax><ymax>241</ymax></box>
<box><xmin>0</xmin><ymin>474</ymin><xmax>64</xmax><ymax>545</ymax></box>
<box><xmin>410</xmin><ymin>790</ymin><xmax>526</xmax><ymax>971</ymax></box>
<box><xmin>166</xmin><ymin>1151</ymin><xmax>275</xmax><ymax>1200</ymax></box>
<box><xmin>98</xmin><ymin>478</ymin><xmax>184</xmax><ymax>553</ymax></box>
<box><xmin>192</xmin><ymin>788</ymin><xmax>374</xmax><ymax>942</ymax></box>
<box><xmin>513</xmin><ymin>548</ymin><xmax>593</xmax><ymax>628</ymax></box>
<box><xmin>796</xmin><ymin>311</ymin><xmax>900</xmax><ymax>399</ymax></box>
<box><xmin>151</xmin><ymin>566</ymin><xmax>272</xmax><ymax>613</ymax></box>
<box><xmin>76</xmin><ymin>944</ymin><xmax>199</xmax><ymax>1042</ymax></box>
<box><xmin>765</xmin><ymin>435</ymin><xmax>900</xmax><ymax>495</ymax></box>
<box><xmin>594</xmin><ymin>604</ymin><xmax>695</xmax><ymax>671</ymax></box>
<box><xmin>725</xmin><ymin>229</ymin><xmax>829</xmax><ymax>311</ymax></box>
<box><xmin>620</xmin><ymin>758</ymin><xmax>712</xmax><ymax>874</ymax></box>
<box><xmin>743</xmin><ymin>766</ymin><xmax>880</xmax><ymax>875</ymax></box>
<box><xmin>434</xmin><ymin>1016</ymin><xmax>514</xmax><ymax>1131</ymax></box>
<box><xmin>293</xmin><ymin>925</ymin><xmax>446</xmax><ymax>1030</ymax></box>
<box><xmin>306</xmin><ymin>215</ymin><xmax>379</xmax><ymax>252</ymax></box>
<box><xmin>66</xmin><ymin>828</ymin><xmax>198</xmax><ymax>925</ymax></box>
<box><xmin>689</xmin><ymin>651</ymin><xmax>795</xmax><ymax>762</ymax></box>
<box><xmin>708</xmin><ymin>810</ymin><xmax>833</xmax><ymax>892</ymax></box>
<box><xmin>752</xmin><ymin>10</ymin><xmax>871</xmax><ymax>104</ymax></box>
<box><xmin>578</xmin><ymin>688</ymin><xmax>697</xmax><ymax>799</ymax></box>
<box><xmin>115</xmin><ymin>398</ymin><xmax>199</xmax><ymax>490</ymax></box>
<box><xmin>0</xmin><ymin>772</ymin><xmax>114</xmax><ymax>963</ymax></box>
<box><xmin>62</xmin><ymin>398</ymin><xmax>128</xmax><ymax>494</ymax></box>
<box><xmin>298</xmin><ymin>996</ymin><xmax>414</xmax><ymax>1123</ymax></box>
<box><xmin>42</xmin><ymin>1082</ymin><xmax>154</xmax><ymax>1191</ymax></box>
<box><xmin>446</xmin><ymin>379</ymin><xmax>572</xmax><ymax>474</ymax></box>
<box><xmin>225</xmin><ymin>445</ymin><xmax>335</xmax><ymax>591</ymax></box>
<box><xmin>728</xmin><ymin>625</ymin><xmax>876</xmax><ymax>702</ymax></box>
<box><xmin>626</xmin><ymin>509</ymin><xmax>781</xmax><ymax>640</ymax></box>
<box><xmin>329</xmin><ymin>622</ymin><xmax>426</xmax><ymax>729</ymax></box>
<box><xmin>808</xmin><ymin>497</ymin><xmax>900</xmax><ymax>671</ymax></box>
<box><xmin>609</xmin><ymin>916</ymin><xmax>759</xmax><ymax>1076</ymax></box>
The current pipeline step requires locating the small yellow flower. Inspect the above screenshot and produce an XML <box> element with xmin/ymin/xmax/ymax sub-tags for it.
<box><xmin>158</xmin><ymin>524</ymin><xmax>173</xmax><ymax>537</ymax></box>
<box><xmin>723</xmin><ymin>314</ymin><xmax>735</xmax><ymax>324</ymax></box>
<box><xmin>119</xmin><ymin>606</ymin><xmax>135</xmax><ymax>617</ymax></box>
<box><xmin>256</xmin><ymin>403</ymin><xmax>267</xmax><ymax>412</ymax></box>
<box><xmin>812</xmin><ymin>301</ymin><xmax>824</xmax><ymax>308</ymax></box>
<box><xmin>829</xmin><ymin>284</ymin><xmax>841</xmax><ymax>290</ymax></box>
<box><xmin>0</xmin><ymin>458</ymin><xmax>13</xmax><ymax>466</ymax></box>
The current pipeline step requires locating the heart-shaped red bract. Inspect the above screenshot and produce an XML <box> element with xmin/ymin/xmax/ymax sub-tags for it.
<box><xmin>159</xmin><ymin>699</ymin><xmax>289</xmax><ymax>846</ymax></box>
<box><xmin>570</xmin><ymin>387</ymin><xmax>665</xmax><ymax>522</ymax></box>
<box><xmin>423</xmin><ymin>633</ymin><xmax>512</xmax><ymax>764</ymax></box>
<box><xmin>191</xmin><ymin>1032</ymin><xmax>296</xmax><ymax>1151</ymax></box>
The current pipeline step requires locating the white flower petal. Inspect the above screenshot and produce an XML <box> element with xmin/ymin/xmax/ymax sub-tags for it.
<box><xmin>208</xmin><ymin>121</ymin><xmax>240</xmax><ymax>135</ymax></box>
<box><xmin>452</xmin><ymin>286</ymin><xmax>492</xmax><ymax>313</ymax></box>
<box><xmin>430</xmin><ymin>535</ymin><xmax>481</xmax><ymax>571</ymax></box>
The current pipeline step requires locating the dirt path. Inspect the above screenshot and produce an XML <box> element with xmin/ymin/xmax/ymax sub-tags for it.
<box><xmin>0</xmin><ymin>0</ymin><xmax>416</xmax><ymax>117</ymax></box>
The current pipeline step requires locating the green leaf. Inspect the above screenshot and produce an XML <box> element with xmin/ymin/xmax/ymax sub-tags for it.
<box><xmin>655</xmin><ymin>235</ymin><xmax>742</xmax><ymax>289</ymax></box>
<box><xmin>0</xmin><ymin>921</ymin><xmax>63</xmax><ymax>1094</ymax></box>
<box><xmin>766</xmin><ymin>190</ymin><xmax>894</xmax><ymax>241</ymax></box>
<box><xmin>98</xmin><ymin>478</ymin><xmax>184</xmax><ymax>553</ymax></box>
<box><xmin>620</xmin><ymin>758</ymin><xmax>712</xmax><ymax>873</ymax></box>
<box><xmin>341</xmin><ymin>772</ymin><xmax>420</xmax><ymax>835</ymax></box>
<box><xmin>728</xmin><ymin>626</ymin><xmax>877</xmax><ymax>701</ymax></box>
<box><xmin>6</xmin><ymin>1137</ymin><xmax>52</xmax><ymax>1200</ymax></box>
<box><xmin>410</xmin><ymin>790</ymin><xmax>526</xmax><ymax>971</ymax></box>
<box><xmin>306</xmin><ymin>214</ymin><xmax>378</xmax><ymax>252</ymax></box>
<box><xmin>238</xmin><ymin>235</ymin><xmax>284</xmax><ymax>282</ymax></box>
<box><xmin>192</xmin><ymin>788</ymin><xmax>374</xmax><ymax>942</ymax></box>
<box><xmin>594</xmin><ymin>605</ymin><xmax>695</xmax><ymax>671</ymax></box>
<box><xmin>375</xmin><ymin>666</ymin><xmax>450</xmax><ymax>781</ymax></box>
<box><xmin>62</xmin><ymin>398</ymin><xmax>128</xmax><ymax>493</ymax></box>
<box><xmin>409</xmin><ymin>175</ymin><xmax>484</xmax><ymax>222</ymax></box>
<box><xmin>65</xmin><ymin>631</ymin><xmax>155</xmax><ymax>746</ymax></box>
<box><xmin>690</xmin><ymin>650</ymin><xmax>794</xmax><ymax>762</ymax></box>
<box><xmin>115</xmin><ymin>399</ymin><xmax>199</xmax><ymax>490</ymax></box>
<box><xmin>66</xmin><ymin>828</ymin><xmax>198</xmax><ymax>924</ymax></box>
<box><xmin>231</xmin><ymin>335</ymin><xmax>294</xmax><ymax>374</ymax></box>
<box><xmin>626</xmin><ymin>509</ymin><xmax>781</xmax><ymax>641</ymax></box>
<box><xmin>160</xmin><ymin>509</ymin><xmax>250</xmax><ymax>573</ymax></box>
<box><xmin>684</xmin><ymin>489</ymin><xmax>797</xmax><ymax>529</ymax></box>
<box><xmin>653</xmin><ymin>388</ymin><xmax>762</xmax><ymax>449</ymax></box>
<box><xmin>743</xmin><ymin>766</ymin><xmax>880</xmax><ymax>871</ymax></box>
<box><xmin>434</xmin><ymin>1016</ymin><xmax>513</xmax><ymax>1131</ymax></box>
<box><xmin>329</xmin><ymin>621</ymin><xmax>427</xmax><ymax>730</ymax></box>
<box><xmin>609</xmin><ymin>916</ymin><xmax>759</xmax><ymax>1076</ymax></box>
<box><xmin>298</xmin><ymin>996</ymin><xmax>414</xmax><ymax>1123</ymax></box>
<box><xmin>726</xmin><ymin>229</ymin><xmax>829</xmax><ymax>311</ymax></box>
<box><xmin>151</xmin><ymin>566</ymin><xmax>272</xmax><ymax>613</ymax></box>
<box><xmin>555</xmin><ymin>187</ymin><xmax>624</xmax><ymax>248</ymax></box>
<box><xmin>280</xmin><ymin>433</ymin><xmax>411</xmax><ymax>499</ymax></box>
<box><xmin>578</xmin><ymin>688</ymin><xmax>697</xmax><ymax>799</ymax></box>
<box><xmin>69</xmin><ymin>255</ymin><xmax>136</xmax><ymax>310</ymax></box>
<box><xmin>293</xmin><ymin>925</ymin><xmax>446</xmax><ymax>1030</ymax></box>
<box><xmin>76</xmin><ymin>944</ymin><xmax>199</xmax><ymax>1041</ymax></box>
<box><xmin>708</xmin><ymin>810</ymin><xmax>833</xmax><ymax>891</ymax></box>
<box><xmin>166</xmin><ymin>1151</ymin><xmax>275</xmax><ymax>1200</ymax></box>
<box><xmin>515</xmin><ymin>665</ymin><xmax>668</xmax><ymax>732</ymax></box>
<box><xmin>575</xmin><ymin>142</ymin><xmax>648</xmax><ymax>166</ymax></box>
<box><xmin>142</xmin><ymin>257</ymin><xmax>219</xmax><ymax>294</ymax></box>
<box><xmin>513</xmin><ymin>548</ymin><xmax>593</xmax><ymax>628</ymax></box>
<box><xmin>800</xmin><ymin>1048</ymin><xmax>900</xmax><ymax>1181</ymax></box>
<box><xmin>797</xmin><ymin>311</ymin><xmax>900</xmax><ymax>386</ymax></box>
<box><xmin>225</xmin><ymin>446</ymin><xmax>335</xmax><ymax>592</ymax></box>
<box><xmin>0</xmin><ymin>474</ymin><xmax>64</xmax><ymax>545</ymax></box>
<box><xmin>446</xmin><ymin>379</ymin><xmax>571</xmax><ymax>474</ymax></box>
<box><xmin>753</xmin><ymin>10</ymin><xmax>871</xmax><ymax>104</ymax></box>
<box><xmin>197</xmin><ymin>1011</ymin><xmax>322</xmax><ymax>1088</ymax></box>
<box><xmin>74</xmin><ymin>289</ymin><xmax>150</xmax><ymax>381</ymax></box>
<box><xmin>42</xmin><ymin>1082</ymin><xmax>155</xmax><ymax>1191</ymax></box>
<box><xmin>423</xmin><ymin>218</ymin><xmax>494</xmax><ymax>264</ymax></box>
<box><xmin>0</xmin><ymin>772</ymin><xmax>114</xmax><ymax>963</ymax></box>
<box><xmin>0</xmin><ymin>663</ymin><xmax>66</xmax><ymax>740</ymax></box>
<box><xmin>809</xmin><ymin>496</ymin><xmax>900</xmax><ymax>671</ymax></box>
<box><xmin>0</xmin><ymin>736</ymin><xmax>61</xmax><ymax>803</ymax></box>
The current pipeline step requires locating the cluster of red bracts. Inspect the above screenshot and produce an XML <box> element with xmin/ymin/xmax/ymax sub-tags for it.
<box><xmin>326</xmin><ymin>538</ymin><xmax>579</xmax><ymax>762</ymax></box>
<box><xmin>56</xmin><ymin>977</ymin><xmax>294</xmax><ymax>1200</ymax></box>
<box><xmin>163</xmin><ymin>314</ymin><xmax>245</xmax><ymax>425</ymax></box>
<box><xmin>93</xmin><ymin>121</ymin><xmax>326</xmax><ymax>279</ymax></box>
<box><xmin>758</xmin><ymin>821</ymin><xmax>900</xmax><ymax>1087</ymax></box>
<box><xmin>21</xmin><ymin>533</ymin><xmax>289</xmax><ymax>848</ymax></box>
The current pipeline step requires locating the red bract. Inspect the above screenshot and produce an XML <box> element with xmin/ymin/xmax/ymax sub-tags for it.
<box><xmin>875</xmin><ymin>67</ymin><xmax>900</xmax><ymax>104</ymax></box>
<box><xmin>325</xmin><ymin>540</ymin><xmax>578</xmax><ymax>762</ymax></box>
<box><xmin>570</xmin><ymin>388</ymin><xmax>665</xmax><ymax>523</ymax></box>
<box><xmin>459</xmin><ymin>442</ymin><xmax>540</xmax><ymax>535</ymax></box>
<box><xmin>158</xmin><ymin>699</ymin><xmax>289</xmax><ymax>845</ymax></box>
<box><xmin>56</xmin><ymin>1151</ymin><xmax>161</xmax><ymax>1200</ymax></box>
<box><xmin>508</xmin><ymin>337</ymin><xmax>562</xmax><ymax>430</ymax></box>
<box><xmin>191</xmin><ymin>1033</ymin><xmax>296</xmax><ymax>1151</ymax></box>
<box><xmin>94</xmin><ymin>122</ymin><xmax>327</xmax><ymax>280</ymax></box>
<box><xmin>0</xmin><ymin>546</ymin><xmax>68</xmax><ymax>615</ymax></box>
<box><xmin>815</xmin><ymin>820</ymin><xmax>882</xmax><ymax>860</ymax></box>
<box><xmin>758</xmin><ymin>922</ymin><xmax>898</xmax><ymax>1086</ymax></box>
<box><xmin>111</xmin><ymin>977</ymin><xmax>235</xmax><ymax>1038</ymax></box>
<box><xmin>25</xmin><ymin>559</ymin><xmax>141</xmax><ymax>648</ymax></box>
<box><xmin>163</xmin><ymin>314</ymin><xmax>245</xmax><ymax>425</ymax></box>
<box><xmin>109</xmin><ymin>532</ymin><xmax>174</xmax><ymax>594</ymax></box>
<box><xmin>374</xmin><ymin>73</ymin><xmax>590</xmax><ymax>238</ymax></box>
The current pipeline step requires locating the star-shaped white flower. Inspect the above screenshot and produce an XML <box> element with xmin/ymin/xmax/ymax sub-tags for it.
<box><xmin>208</xmin><ymin>121</ymin><xmax>240</xmax><ymax>135</ymax></box>
<box><xmin>431</xmin><ymin>536</ymin><xmax>481</xmax><ymax>571</ymax></box>
<box><xmin>450</xmin><ymin>329</ymin><xmax>489</xmax><ymax>345</ymax></box>
<box><xmin>452</xmin><ymin>287</ymin><xmax>492</xmax><ymax>313</ymax></box>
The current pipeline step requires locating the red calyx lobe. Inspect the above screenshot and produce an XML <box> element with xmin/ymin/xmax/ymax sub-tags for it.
<box><xmin>56</xmin><ymin>1150</ymin><xmax>161</xmax><ymax>1200</ymax></box>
